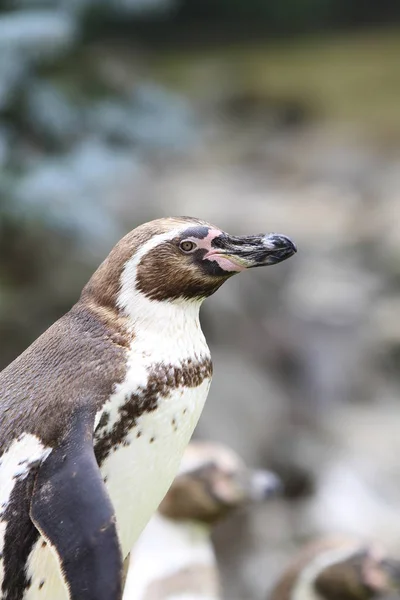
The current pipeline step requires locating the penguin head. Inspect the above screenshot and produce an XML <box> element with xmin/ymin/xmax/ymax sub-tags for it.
<box><xmin>270</xmin><ymin>536</ymin><xmax>400</xmax><ymax>600</ymax></box>
<box><xmin>314</xmin><ymin>545</ymin><xmax>400</xmax><ymax>600</ymax></box>
<box><xmin>157</xmin><ymin>441</ymin><xmax>281</xmax><ymax>525</ymax></box>
<box><xmin>82</xmin><ymin>217</ymin><xmax>296</xmax><ymax>312</ymax></box>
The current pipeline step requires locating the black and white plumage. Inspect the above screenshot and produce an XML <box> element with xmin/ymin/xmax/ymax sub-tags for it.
<box><xmin>0</xmin><ymin>216</ymin><xmax>296</xmax><ymax>600</ymax></box>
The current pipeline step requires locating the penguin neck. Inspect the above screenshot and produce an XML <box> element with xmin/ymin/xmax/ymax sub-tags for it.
<box><xmin>124</xmin><ymin>513</ymin><xmax>220</xmax><ymax>600</ymax></box>
<box><xmin>125</xmin><ymin>293</ymin><xmax>203</xmax><ymax>338</ymax></box>
<box><xmin>115</xmin><ymin>245</ymin><xmax>206</xmax><ymax>338</ymax></box>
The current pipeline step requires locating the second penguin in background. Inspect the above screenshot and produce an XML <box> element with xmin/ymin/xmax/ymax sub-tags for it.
<box><xmin>124</xmin><ymin>441</ymin><xmax>281</xmax><ymax>600</ymax></box>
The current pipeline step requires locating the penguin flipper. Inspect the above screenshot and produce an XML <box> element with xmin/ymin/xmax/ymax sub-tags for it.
<box><xmin>30</xmin><ymin>409</ymin><xmax>123</xmax><ymax>600</ymax></box>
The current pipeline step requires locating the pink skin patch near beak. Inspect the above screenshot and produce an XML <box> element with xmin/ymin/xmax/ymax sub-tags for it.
<box><xmin>204</xmin><ymin>250</ymin><xmax>246</xmax><ymax>272</ymax></box>
<box><xmin>183</xmin><ymin>229</ymin><xmax>246</xmax><ymax>273</ymax></box>
<box><xmin>201</xmin><ymin>229</ymin><xmax>246</xmax><ymax>273</ymax></box>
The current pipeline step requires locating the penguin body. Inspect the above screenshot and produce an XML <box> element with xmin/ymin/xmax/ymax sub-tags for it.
<box><xmin>0</xmin><ymin>217</ymin><xmax>296</xmax><ymax>600</ymax></box>
<box><xmin>124</xmin><ymin>441</ymin><xmax>280</xmax><ymax>600</ymax></box>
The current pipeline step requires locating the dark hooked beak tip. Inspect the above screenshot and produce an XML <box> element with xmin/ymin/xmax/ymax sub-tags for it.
<box><xmin>262</xmin><ymin>234</ymin><xmax>297</xmax><ymax>265</ymax></box>
<box><xmin>208</xmin><ymin>231</ymin><xmax>297</xmax><ymax>270</ymax></box>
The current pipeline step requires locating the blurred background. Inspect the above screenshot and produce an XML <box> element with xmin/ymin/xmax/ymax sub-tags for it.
<box><xmin>1</xmin><ymin>0</ymin><xmax>400</xmax><ymax>597</ymax></box>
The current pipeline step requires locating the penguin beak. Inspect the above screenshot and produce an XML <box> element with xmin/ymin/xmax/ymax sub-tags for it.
<box><xmin>247</xmin><ymin>469</ymin><xmax>282</xmax><ymax>501</ymax></box>
<box><xmin>205</xmin><ymin>233</ymin><xmax>297</xmax><ymax>271</ymax></box>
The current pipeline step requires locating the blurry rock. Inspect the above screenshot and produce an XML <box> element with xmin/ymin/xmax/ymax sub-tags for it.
<box><xmin>300</xmin><ymin>460</ymin><xmax>400</xmax><ymax>552</ymax></box>
<box><xmin>369</xmin><ymin>297</ymin><xmax>400</xmax><ymax>358</ymax></box>
<box><xmin>263</xmin><ymin>125</ymin><xmax>378</xmax><ymax>188</ymax></box>
<box><xmin>284</xmin><ymin>257</ymin><xmax>378</xmax><ymax>326</ymax></box>
<box><xmin>197</xmin><ymin>350</ymin><xmax>288</xmax><ymax>466</ymax></box>
<box><xmin>324</xmin><ymin>399</ymin><xmax>400</xmax><ymax>517</ymax></box>
<box><xmin>264</xmin><ymin>184</ymin><xmax>363</xmax><ymax>250</ymax></box>
<box><xmin>367</xmin><ymin>193</ymin><xmax>400</xmax><ymax>274</ymax></box>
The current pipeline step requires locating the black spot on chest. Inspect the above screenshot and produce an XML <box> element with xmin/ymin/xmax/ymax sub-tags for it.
<box><xmin>94</xmin><ymin>358</ymin><xmax>212</xmax><ymax>465</ymax></box>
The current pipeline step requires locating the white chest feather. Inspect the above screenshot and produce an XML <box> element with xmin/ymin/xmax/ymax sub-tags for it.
<box><xmin>124</xmin><ymin>514</ymin><xmax>218</xmax><ymax>600</ymax></box>
<box><xmin>99</xmin><ymin>377</ymin><xmax>211</xmax><ymax>557</ymax></box>
<box><xmin>95</xmin><ymin>298</ymin><xmax>212</xmax><ymax>558</ymax></box>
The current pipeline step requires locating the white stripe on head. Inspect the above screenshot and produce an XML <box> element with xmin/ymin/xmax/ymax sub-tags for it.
<box><xmin>118</xmin><ymin>228</ymin><xmax>182</xmax><ymax>309</ymax></box>
<box><xmin>116</xmin><ymin>227</ymin><xmax>204</xmax><ymax>332</ymax></box>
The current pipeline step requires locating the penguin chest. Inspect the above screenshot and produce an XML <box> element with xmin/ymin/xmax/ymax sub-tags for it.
<box><xmin>94</xmin><ymin>355</ymin><xmax>212</xmax><ymax>558</ymax></box>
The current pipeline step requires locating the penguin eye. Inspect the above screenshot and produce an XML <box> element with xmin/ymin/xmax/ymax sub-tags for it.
<box><xmin>179</xmin><ymin>240</ymin><xmax>197</xmax><ymax>253</ymax></box>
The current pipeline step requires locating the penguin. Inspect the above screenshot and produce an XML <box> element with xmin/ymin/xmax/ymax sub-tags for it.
<box><xmin>123</xmin><ymin>441</ymin><xmax>281</xmax><ymax>600</ymax></box>
<box><xmin>269</xmin><ymin>536</ymin><xmax>400</xmax><ymax>600</ymax></box>
<box><xmin>0</xmin><ymin>216</ymin><xmax>296</xmax><ymax>600</ymax></box>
